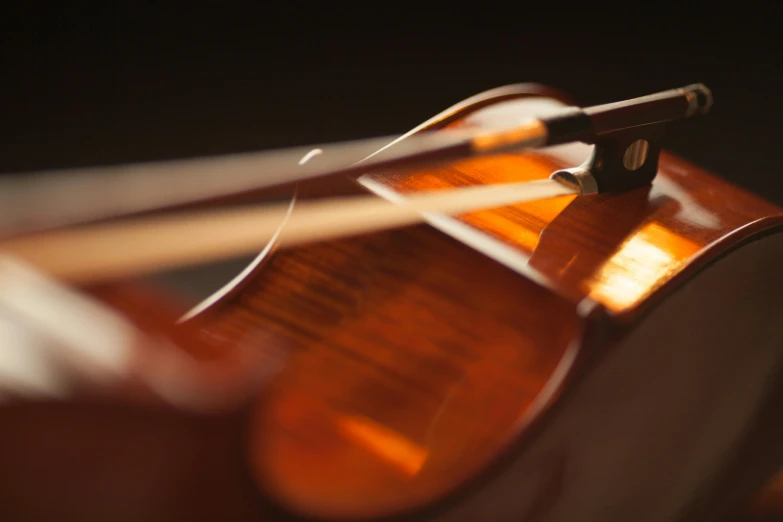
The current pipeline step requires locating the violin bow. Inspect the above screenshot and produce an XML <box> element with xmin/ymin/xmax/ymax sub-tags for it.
<box><xmin>0</xmin><ymin>84</ymin><xmax>712</xmax><ymax>283</ymax></box>
<box><xmin>0</xmin><ymin>84</ymin><xmax>712</xmax><ymax>238</ymax></box>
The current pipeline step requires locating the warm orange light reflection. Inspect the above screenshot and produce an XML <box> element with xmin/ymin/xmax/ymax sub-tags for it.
<box><xmin>337</xmin><ymin>414</ymin><xmax>428</xmax><ymax>476</ymax></box>
<box><xmin>452</xmin><ymin>156</ymin><xmax>576</xmax><ymax>251</ymax></box>
<box><xmin>384</xmin><ymin>154</ymin><xmax>576</xmax><ymax>252</ymax></box>
<box><xmin>585</xmin><ymin>222</ymin><xmax>701</xmax><ymax>312</ymax></box>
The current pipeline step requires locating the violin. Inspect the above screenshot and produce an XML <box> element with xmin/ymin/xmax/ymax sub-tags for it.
<box><xmin>0</xmin><ymin>83</ymin><xmax>782</xmax><ymax>522</ymax></box>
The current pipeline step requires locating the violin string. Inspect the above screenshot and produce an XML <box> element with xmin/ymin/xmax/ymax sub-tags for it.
<box><xmin>0</xmin><ymin>178</ymin><xmax>575</xmax><ymax>284</ymax></box>
<box><xmin>0</xmin><ymin>121</ymin><xmax>547</xmax><ymax>238</ymax></box>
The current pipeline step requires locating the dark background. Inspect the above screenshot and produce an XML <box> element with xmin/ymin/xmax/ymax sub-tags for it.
<box><xmin>2</xmin><ymin>4</ymin><xmax>781</xmax><ymax>199</ymax></box>
<box><xmin>1</xmin><ymin>4</ymin><xmax>782</xmax><ymax>298</ymax></box>
<box><xmin>3</xmin><ymin>9</ymin><xmax>783</xmax><ymax>520</ymax></box>
<box><xmin>2</xmin><ymin>8</ymin><xmax>783</xmax><ymax>519</ymax></box>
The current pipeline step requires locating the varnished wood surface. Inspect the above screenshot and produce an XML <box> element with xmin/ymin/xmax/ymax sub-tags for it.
<box><xmin>2</xmin><ymin>84</ymin><xmax>782</xmax><ymax>522</ymax></box>
<box><xmin>362</xmin><ymin>96</ymin><xmax>783</xmax><ymax>320</ymax></box>
<box><xmin>180</xmin><ymin>86</ymin><xmax>783</xmax><ymax>521</ymax></box>
<box><xmin>195</xmin><ymin>224</ymin><xmax>581</xmax><ymax>520</ymax></box>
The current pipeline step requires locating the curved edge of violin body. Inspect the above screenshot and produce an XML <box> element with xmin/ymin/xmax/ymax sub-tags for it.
<box><xmin>183</xmin><ymin>85</ymin><xmax>783</xmax><ymax>521</ymax></box>
<box><xmin>426</xmin><ymin>231</ymin><xmax>783</xmax><ymax>522</ymax></box>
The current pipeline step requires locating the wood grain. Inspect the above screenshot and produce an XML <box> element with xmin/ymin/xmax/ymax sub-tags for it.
<box><xmin>361</xmin><ymin>98</ymin><xmax>783</xmax><ymax>319</ymax></box>
<box><xmin>180</xmin><ymin>86</ymin><xmax>783</xmax><ymax>520</ymax></box>
<box><xmin>3</xmin><ymin>83</ymin><xmax>783</xmax><ymax>522</ymax></box>
<box><xmin>196</xmin><ymin>223</ymin><xmax>581</xmax><ymax>520</ymax></box>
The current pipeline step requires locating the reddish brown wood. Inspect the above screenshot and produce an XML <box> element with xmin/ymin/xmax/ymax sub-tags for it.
<box><xmin>198</xmin><ymin>222</ymin><xmax>582</xmax><ymax>520</ymax></box>
<box><xmin>361</xmin><ymin>97</ymin><xmax>783</xmax><ymax>320</ymax></box>
<box><xmin>2</xmin><ymin>84</ymin><xmax>783</xmax><ymax>522</ymax></box>
<box><xmin>750</xmin><ymin>472</ymin><xmax>783</xmax><ymax>515</ymax></box>
<box><xmin>179</xmin><ymin>88</ymin><xmax>783</xmax><ymax>521</ymax></box>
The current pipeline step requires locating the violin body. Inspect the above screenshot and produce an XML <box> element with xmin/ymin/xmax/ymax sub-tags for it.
<box><xmin>1</xmin><ymin>85</ymin><xmax>782</xmax><ymax>522</ymax></box>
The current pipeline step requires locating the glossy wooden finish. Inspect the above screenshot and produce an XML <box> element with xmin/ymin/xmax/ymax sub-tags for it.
<box><xmin>362</xmin><ymin>97</ymin><xmax>783</xmax><ymax>320</ymax></box>
<box><xmin>196</xmin><ymin>224</ymin><xmax>581</xmax><ymax>519</ymax></box>
<box><xmin>175</xmin><ymin>86</ymin><xmax>783</xmax><ymax>521</ymax></box>
<box><xmin>2</xmin><ymin>84</ymin><xmax>780</xmax><ymax>522</ymax></box>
